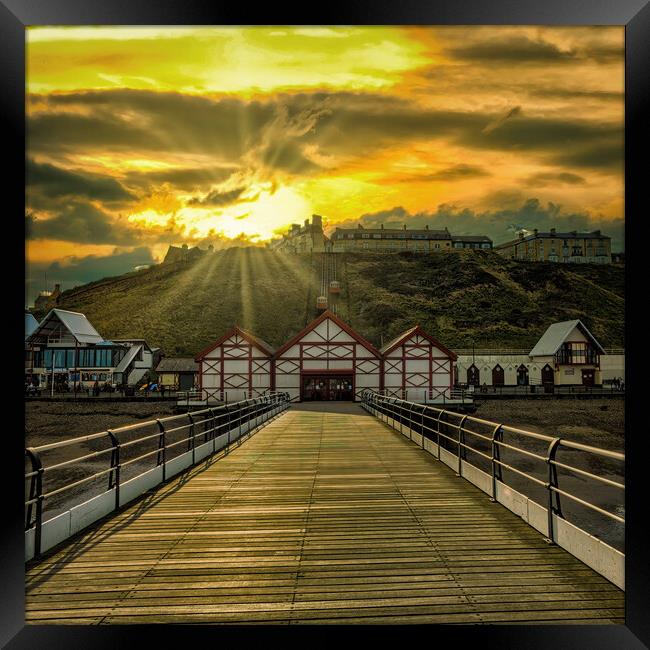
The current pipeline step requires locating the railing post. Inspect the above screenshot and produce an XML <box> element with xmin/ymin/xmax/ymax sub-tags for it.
<box><xmin>25</xmin><ymin>448</ymin><xmax>44</xmax><ymax>557</ymax></box>
<box><xmin>421</xmin><ymin>405</ymin><xmax>425</xmax><ymax>449</ymax></box>
<box><xmin>156</xmin><ymin>419</ymin><xmax>166</xmax><ymax>482</ymax></box>
<box><xmin>203</xmin><ymin>408</ymin><xmax>215</xmax><ymax>442</ymax></box>
<box><xmin>107</xmin><ymin>430</ymin><xmax>120</xmax><ymax>510</ymax></box>
<box><xmin>436</xmin><ymin>410</ymin><xmax>444</xmax><ymax>460</ymax></box>
<box><xmin>225</xmin><ymin>405</ymin><xmax>231</xmax><ymax>451</ymax></box>
<box><xmin>187</xmin><ymin>413</ymin><xmax>195</xmax><ymax>464</ymax></box>
<box><xmin>545</xmin><ymin>437</ymin><xmax>562</xmax><ymax>543</ymax></box>
<box><xmin>456</xmin><ymin>415</ymin><xmax>468</xmax><ymax>476</ymax></box>
<box><xmin>207</xmin><ymin>408</ymin><xmax>215</xmax><ymax>449</ymax></box>
<box><xmin>490</xmin><ymin>424</ymin><xmax>503</xmax><ymax>502</ymax></box>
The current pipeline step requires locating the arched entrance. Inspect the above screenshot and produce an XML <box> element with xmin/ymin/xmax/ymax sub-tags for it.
<box><xmin>467</xmin><ymin>364</ymin><xmax>480</xmax><ymax>386</ymax></box>
<box><xmin>541</xmin><ymin>364</ymin><xmax>554</xmax><ymax>385</ymax></box>
<box><xmin>492</xmin><ymin>364</ymin><xmax>504</xmax><ymax>386</ymax></box>
<box><xmin>517</xmin><ymin>364</ymin><xmax>529</xmax><ymax>386</ymax></box>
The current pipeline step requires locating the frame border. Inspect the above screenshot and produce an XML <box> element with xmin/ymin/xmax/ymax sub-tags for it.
<box><xmin>5</xmin><ymin>1</ymin><xmax>649</xmax><ymax>646</ymax></box>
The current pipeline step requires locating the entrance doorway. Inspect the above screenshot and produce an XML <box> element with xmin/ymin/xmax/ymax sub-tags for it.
<box><xmin>581</xmin><ymin>369</ymin><xmax>595</xmax><ymax>386</ymax></box>
<box><xmin>517</xmin><ymin>364</ymin><xmax>529</xmax><ymax>386</ymax></box>
<box><xmin>302</xmin><ymin>374</ymin><xmax>353</xmax><ymax>401</ymax></box>
<box><xmin>492</xmin><ymin>364</ymin><xmax>504</xmax><ymax>386</ymax></box>
<box><xmin>541</xmin><ymin>364</ymin><xmax>555</xmax><ymax>393</ymax></box>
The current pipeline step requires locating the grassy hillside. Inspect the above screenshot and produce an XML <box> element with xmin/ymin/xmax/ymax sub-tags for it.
<box><xmin>46</xmin><ymin>248</ymin><xmax>624</xmax><ymax>355</ymax></box>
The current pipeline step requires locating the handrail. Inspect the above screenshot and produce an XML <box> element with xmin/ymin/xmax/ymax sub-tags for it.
<box><xmin>24</xmin><ymin>392</ymin><xmax>290</xmax><ymax>558</ymax></box>
<box><xmin>360</xmin><ymin>389</ymin><xmax>624</xmax><ymax>545</ymax></box>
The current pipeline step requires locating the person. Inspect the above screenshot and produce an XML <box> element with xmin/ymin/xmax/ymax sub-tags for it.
<box><xmin>161</xmin><ymin>384</ymin><xmax>166</xmax><ymax>398</ymax></box>
<box><xmin>93</xmin><ymin>380</ymin><xmax>100</xmax><ymax>397</ymax></box>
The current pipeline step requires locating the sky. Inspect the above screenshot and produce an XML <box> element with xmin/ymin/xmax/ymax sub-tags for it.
<box><xmin>25</xmin><ymin>26</ymin><xmax>624</xmax><ymax>305</ymax></box>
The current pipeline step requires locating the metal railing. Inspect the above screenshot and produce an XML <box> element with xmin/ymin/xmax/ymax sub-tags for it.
<box><xmin>459</xmin><ymin>383</ymin><xmax>625</xmax><ymax>396</ymax></box>
<box><xmin>361</xmin><ymin>390</ymin><xmax>624</xmax><ymax>546</ymax></box>
<box><xmin>25</xmin><ymin>392</ymin><xmax>290</xmax><ymax>558</ymax></box>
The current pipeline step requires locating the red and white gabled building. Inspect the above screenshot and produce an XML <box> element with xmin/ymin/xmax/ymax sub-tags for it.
<box><xmin>195</xmin><ymin>326</ymin><xmax>275</xmax><ymax>403</ymax></box>
<box><xmin>195</xmin><ymin>311</ymin><xmax>456</xmax><ymax>404</ymax></box>
<box><xmin>273</xmin><ymin>310</ymin><xmax>382</xmax><ymax>402</ymax></box>
<box><xmin>380</xmin><ymin>326</ymin><xmax>457</xmax><ymax>401</ymax></box>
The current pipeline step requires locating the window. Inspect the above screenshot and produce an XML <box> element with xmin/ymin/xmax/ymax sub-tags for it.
<box><xmin>481</xmin><ymin>243</ymin><xmax>491</xmax><ymax>249</ymax></box>
<box><xmin>453</xmin><ymin>242</ymin><xmax>463</xmax><ymax>249</ymax></box>
<box><xmin>434</xmin><ymin>243</ymin><xmax>440</xmax><ymax>249</ymax></box>
<box><xmin>361</xmin><ymin>234</ymin><xmax>370</xmax><ymax>239</ymax></box>
<box><xmin>347</xmin><ymin>234</ymin><xmax>354</xmax><ymax>239</ymax></box>
<box><xmin>372</xmin><ymin>234</ymin><xmax>381</xmax><ymax>239</ymax></box>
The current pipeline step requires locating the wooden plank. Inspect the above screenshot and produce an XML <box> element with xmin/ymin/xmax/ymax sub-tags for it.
<box><xmin>25</xmin><ymin>406</ymin><xmax>624</xmax><ymax>625</ymax></box>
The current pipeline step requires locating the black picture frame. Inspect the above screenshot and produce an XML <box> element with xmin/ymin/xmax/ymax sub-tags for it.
<box><xmin>5</xmin><ymin>1</ymin><xmax>649</xmax><ymax>647</ymax></box>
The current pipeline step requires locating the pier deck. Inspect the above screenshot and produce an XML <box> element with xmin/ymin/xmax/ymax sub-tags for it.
<box><xmin>25</xmin><ymin>405</ymin><xmax>624</xmax><ymax>625</ymax></box>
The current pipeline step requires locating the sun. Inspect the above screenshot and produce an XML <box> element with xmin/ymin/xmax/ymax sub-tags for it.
<box><xmin>198</xmin><ymin>186</ymin><xmax>313</xmax><ymax>242</ymax></box>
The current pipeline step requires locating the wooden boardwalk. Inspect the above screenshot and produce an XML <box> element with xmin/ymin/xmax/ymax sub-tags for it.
<box><xmin>25</xmin><ymin>405</ymin><xmax>624</xmax><ymax>625</ymax></box>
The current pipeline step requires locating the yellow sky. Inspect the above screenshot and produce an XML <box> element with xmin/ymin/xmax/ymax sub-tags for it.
<box><xmin>26</xmin><ymin>26</ymin><xmax>624</xmax><ymax>275</ymax></box>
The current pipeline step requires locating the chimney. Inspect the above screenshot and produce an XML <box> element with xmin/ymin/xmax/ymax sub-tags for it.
<box><xmin>518</xmin><ymin>232</ymin><xmax>525</xmax><ymax>240</ymax></box>
<box><xmin>182</xmin><ymin>243</ymin><xmax>188</xmax><ymax>249</ymax></box>
<box><xmin>358</xmin><ymin>224</ymin><xmax>363</xmax><ymax>229</ymax></box>
<box><xmin>550</xmin><ymin>227</ymin><xmax>556</xmax><ymax>236</ymax></box>
<box><xmin>403</xmin><ymin>224</ymin><xmax>407</xmax><ymax>230</ymax></box>
<box><xmin>594</xmin><ymin>230</ymin><xmax>601</xmax><ymax>236</ymax></box>
<box><xmin>380</xmin><ymin>224</ymin><xmax>384</xmax><ymax>230</ymax></box>
<box><xmin>312</xmin><ymin>214</ymin><xmax>323</xmax><ymax>229</ymax></box>
<box><xmin>425</xmin><ymin>225</ymin><xmax>429</xmax><ymax>230</ymax></box>
<box><xmin>304</xmin><ymin>218</ymin><xmax>310</xmax><ymax>228</ymax></box>
<box><xmin>533</xmin><ymin>229</ymin><xmax>538</xmax><ymax>236</ymax></box>
<box><xmin>54</xmin><ymin>283</ymin><xmax>61</xmax><ymax>292</ymax></box>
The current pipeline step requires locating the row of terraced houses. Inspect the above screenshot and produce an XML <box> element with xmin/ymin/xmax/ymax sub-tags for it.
<box><xmin>268</xmin><ymin>215</ymin><xmax>614</xmax><ymax>263</ymax></box>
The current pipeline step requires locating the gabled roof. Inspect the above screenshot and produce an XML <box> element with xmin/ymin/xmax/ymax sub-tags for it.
<box><xmin>111</xmin><ymin>338</ymin><xmax>153</xmax><ymax>353</ymax></box>
<box><xmin>114</xmin><ymin>344</ymin><xmax>143</xmax><ymax>373</ymax></box>
<box><xmin>274</xmin><ymin>310</ymin><xmax>382</xmax><ymax>359</ymax></box>
<box><xmin>380</xmin><ymin>325</ymin><xmax>458</xmax><ymax>360</ymax></box>
<box><xmin>25</xmin><ymin>312</ymin><xmax>39</xmax><ymax>339</ymax></box>
<box><xmin>529</xmin><ymin>320</ymin><xmax>606</xmax><ymax>356</ymax></box>
<box><xmin>194</xmin><ymin>325</ymin><xmax>275</xmax><ymax>361</ymax></box>
<box><xmin>156</xmin><ymin>357</ymin><xmax>199</xmax><ymax>373</ymax></box>
<box><xmin>26</xmin><ymin>308</ymin><xmax>104</xmax><ymax>345</ymax></box>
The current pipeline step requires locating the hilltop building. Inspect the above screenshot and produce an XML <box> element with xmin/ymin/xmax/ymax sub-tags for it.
<box><xmin>163</xmin><ymin>244</ymin><xmax>211</xmax><ymax>264</ymax></box>
<box><xmin>453</xmin><ymin>319</ymin><xmax>621</xmax><ymax>388</ymax></box>
<box><xmin>270</xmin><ymin>218</ymin><xmax>492</xmax><ymax>254</ymax></box>
<box><xmin>25</xmin><ymin>308</ymin><xmax>157</xmax><ymax>389</ymax></box>
<box><xmin>268</xmin><ymin>215</ymin><xmax>329</xmax><ymax>253</ymax></box>
<box><xmin>330</xmin><ymin>225</ymin><xmax>492</xmax><ymax>252</ymax></box>
<box><xmin>495</xmin><ymin>229</ymin><xmax>611</xmax><ymax>263</ymax></box>
<box><xmin>34</xmin><ymin>284</ymin><xmax>62</xmax><ymax>311</ymax></box>
<box><xmin>196</xmin><ymin>311</ymin><xmax>456</xmax><ymax>404</ymax></box>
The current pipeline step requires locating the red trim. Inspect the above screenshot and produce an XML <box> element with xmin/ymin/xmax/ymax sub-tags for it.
<box><xmin>381</xmin><ymin>325</ymin><xmax>457</xmax><ymax>360</ymax></box>
<box><xmin>274</xmin><ymin>310</ymin><xmax>382</xmax><ymax>359</ymax></box>
<box><xmin>195</xmin><ymin>325</ymin><xmax>274</xmax><ymax>361</ymax></box>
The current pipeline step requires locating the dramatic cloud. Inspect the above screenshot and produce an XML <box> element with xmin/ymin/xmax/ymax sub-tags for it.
<box><xmin>449</xmin><ymin>36</ymin><xmax>576</xmax><ymax>63</ymax></box>
<box><xmin>188</xmin><ymin>186</ymin><xmax>250</xmax><ymax>207</ymax></box>
<box><xmin>26</xmin><ymin>202</ymin><xmax>135</xmax><ymax>244</ymax></box>
<box><xmin>25</xmin><ymin>26</ymin><xmax>624</xmax><ymax>285</ymax></box>
<box><xmin>27</xmin><ymin>159</ymin><xmax>135</xmax><ymax>203</ymax></box>
<box><xmin>524</xmin><ymin>172</ymin><xmax>587</xmax><ymax>186</ymax></box>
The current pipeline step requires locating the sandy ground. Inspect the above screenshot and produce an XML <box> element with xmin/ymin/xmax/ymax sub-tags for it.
<box><xmin>472</xmin><ymin>398</ymin><xmax>624</xmax><ymax>451</ymax></box>
<box><xmin>25</xmin><ymin>401</ymin><xmax>179</xmax><ymax>448</ymax></box>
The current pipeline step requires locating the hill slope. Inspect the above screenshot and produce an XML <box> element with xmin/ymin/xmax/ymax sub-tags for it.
<box><xmin>48</xmin><ymin>248</ymin><xmax>624</xmax><ymax>356</ymax></box>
